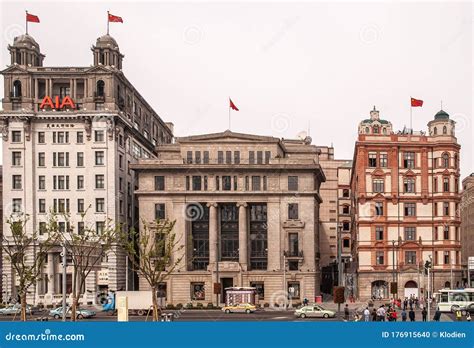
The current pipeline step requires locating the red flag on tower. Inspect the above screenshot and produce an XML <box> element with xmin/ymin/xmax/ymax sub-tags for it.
<box><xmin>108</xmin><ymin>13</ymin><xmax>123</xmax><ymax>23</ymax></box>
<box><xmin>411</xmin><ymin>97</ymin><xmax>423</xmax><ymax>107</ymax></box>
<box><xmin>26</xmin><ymin>13</ymin><xmax>40</xmax><ymax>23</ymax></box>
<box><xmin>229</xmin><ymin>98</ymin><xmax>239</xmax><ymax>111</ymax></box>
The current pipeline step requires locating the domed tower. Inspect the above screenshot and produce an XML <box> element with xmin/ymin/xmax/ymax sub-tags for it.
<box><xmin>358</xmin><ymin>106</ymin><xmax>393</xmax><ymax>135</ymax></box>
<box><xmin>8</xmin><ymin>34</ymin><xmax>44</xmax><ymax>67</ymax></box>
<box><xmin>91</xmin><ymin>34</ymin><xmax>124</xmax><ymax>70</ymax></box>
<box><xmin>428</xmin><ymin>110</ymin><xmax>455</xmax><ymax>137</ymax></box>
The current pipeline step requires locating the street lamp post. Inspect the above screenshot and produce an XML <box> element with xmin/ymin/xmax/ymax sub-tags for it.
<box><xmin>391</xmin><ymin>240</ymin><xmax>396</xmax><ymax>299</ymax></box>
<box><xmin>337</xmin><ymin>224</ymin><xmax>343</xmax><ymax>287</ymax></box>
<box><xmin>283</xmin><ymin>253</ymin><xmax>287</xmax><ymax>309</ymax></box>
<box><xmin>61</xmin><ymin>243</ymin><xmax>67</xmax><ymax>322</ymax></box>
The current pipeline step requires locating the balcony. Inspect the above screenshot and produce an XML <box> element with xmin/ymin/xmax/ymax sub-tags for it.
<box><xmin>9</xmin><ymin>92</ymin><xmax>22</xmax><ymax>101</ymax></box>
<box><xmin>284</xmin><ymin>250</ymin><xmax>304</xmax><ymax>258</ymax></box>
<box><xmin>94</xmin><ymin>92</ymin><xmax>105</xmax><ymax>102</ymax></box>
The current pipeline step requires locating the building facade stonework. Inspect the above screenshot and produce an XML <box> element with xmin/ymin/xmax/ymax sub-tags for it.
<box><xmin>132</xmin><ymin>131</ymin><xmax>326</xmax><ymax>305</ymax></box>
<box><xmin>0</xmin><ymin>33</ymin><xmax>173</xmax><ymax>305</ymax></box>
<box><xmin>351</xmin><ymin>107</ymin><xmax>462</xmax><ymax>300</ymax></box>
<box><xmin>461</xmin><ymin>174</ymin><xmax>474</xmax><ymax>287</ymax></box>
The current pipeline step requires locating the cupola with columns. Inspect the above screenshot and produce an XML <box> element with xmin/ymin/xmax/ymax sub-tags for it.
<box><xmin>8</xmin><ymin>33</ymin><xmax>44</xmax><ymax>67</ymax></box>
<box><xmin>428</xmin><ymin>109</ymin><xmax>456</xmax><ymax>137</ymax></box>
<box><xmin>358</xmin><ymin>106</ymin><xmax>393</xmax><ymax>135</ymax></box>
<box><xmin>91</xmin><ymin>34</ymin><xmax>124</xmax><ymax>70</ymax></box>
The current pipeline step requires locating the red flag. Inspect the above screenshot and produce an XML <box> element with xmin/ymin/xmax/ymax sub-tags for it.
<box><xmin>229</xmin><ymin>98</ymin><xmax>239</xmax><ymax>111</ymax></box>
<box><xmin>108</xmin><ymin>13</ymin><xmax>123</xmax><ymax>23</ymax></box>
<box><xmin>411</xmin><ymin>97</ymin><xmax>423</xmax><ymax>107</ymax></box>
<box><xmin>26</xmin><ymin>13</ymin><xmax>40</xmax><ymax>23</ymax></box>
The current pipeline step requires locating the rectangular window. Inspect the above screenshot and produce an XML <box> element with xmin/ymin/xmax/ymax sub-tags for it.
<box><xmin>288</xmin><ymin>233</ymin><xmax>299</xmax><ymax>256</ymax></box>
<box><xmin>249</xmin><ymin>151</ymin><xmax>255</xmax><ymax>164</ymax></box>
<box><xmin>119</xmin><ymin>155</ymin><xmax>123</xmax><ymax>169</ymax></box>
<box><xmin>77</xmin><ymin>199</ymin><xmax>85</xmax><ymax>213</ymax></box>
<box><xmin>404</xmin><ymin>178</ymin><xmax>416</xmax><ymax>193</ymax></box>
<box><xmin>225</xmin><ymin>151</ymin><xmax>232</xmax><ymax>164</ymax></box>
<box><xmin>245</xmin><ymin>176</ymin><xmax>249</xmax><ymax>191</ymax></box>
<box><xmin>404</xmin><ymin>227</ymin><xmax>416</xmax><ymax>241</ymax></box>
<box><xmin>96</xmin><ymin>221</ymin><xmax>105</xmax><ymax>234</ymax></box>
<box><xmin>12</xmin><ymin>151</ymin><xmax>22</xmax><ymax>166</ymax></box>
<box><xmin>380</xmin><ymin>153</ymin><xmax>388</xmax><ymax>167</ymax></box>
<box><xmin>215</xmin><ymin>176</ymin><xmax>219</xmax><ymax>191</ymax></box>
<box><xmin>251</xmin><ymin>176</ymin><xmax>261</xmax><ymax>191</ymax></box>
<box><xmin>234</xmin><ymin>151</ymin><xmax>240</xmax><ymax>164</ymax></box>
<box><xmin>155</xmin><ymin>203</ymin><xmax>166</xmax><ymax>220</ymax></box>
<box><xmin>222</xmin><ymin>176</ymin><xmax>232</xmax><ymax>191</ymax></box>
<box><xmin>443</xmin><ymin>177</ymin><xmax>449</xmax><ymax>192</ymax></box>
<box><xmin>53</xmin><ymin>131</ymin><xmax>69</xmax><ymax>144</ymax></box>
<box><xmin>444</xmin><ymin>251</ymin><xmax>450</xmax><ymax>265</ymax></box>
<box><xmin>288</xmin><ymin>203</ymin><xmax>299</xmax><ymax>220</ymax></box>
<box><xmin>94</xmin><ymin>130</ymin><xmax>105</xmax><ymax>142</ymax></box>
<box><xmin>95</xmin><ymin>151</ymin><xmax>104</xmax><ymax>165</ymax></box>
<box><xmin>95</xmin><ymin>174</ymin><xmax>105</xmax><ymax>189</ymax></box>
<box><xmin>404</xmin><ymin>203</ymin><xmax>416</xmax><ymax>216</ymax></box>
<box><xmin>38</xmin><ymin>175</ymin><xmax>45</xmax><ymax>190</ymax></box>
<box><xmin>191</xmin><ymin>283</ymin><xmax>205</xmax><ymax>301</ymax></box>
<box><xmin>288</xmin><ymin>176</ymin><xmax>298</xmax><ymax>191</ymax></box>
<box><xmin>186</xmin><ymin>151</ymin><xmax>193</xmax><ymax>164</ymax></box>
<box><xmin>217</xmin><ymin>151</ymin><xmax>224</xmax><ymax>164</ymax></box>
<box><xmin>192</xmin><ymin>176</ymin><xmax>202</xmax><ymax>191</ymax></box>
<box><xmin>203</xmin><ymin>151</ymin><xmax>209</xmax><ymax>164</ymax></box>
<box><xmin>443</xmin><ymin>226</ymin><xmax>449</xmax><ymax>240</ymax></box>
<box><xmin>77</xmin><ymin>152</ymin><xmax>84</xmax><ymax>167</ymax></box>
<box><xmin>404</xmin><ymin>152</ymin><xmax>415</xmax><ymax>169</ymax></box>
<box><xmin>405</xmin><ymin>251</ymin><xmax>416</xmax><ymax>265</ymax></box>
<box><xmin>375</xmin><ymin>226</ymin><xmax>384</xmax><ymax>241</ymax></box>
<box><xmin>186</xmin><ymin>176</ymin><xmax>190</xmax><ymax>191</ymax></box>
<box><xmin>38</xmin><ymin>132</ymin><xmax>45</xmax><ymax>144</ymax></box>
<box><xmin>96</xmin><ymin>198</ymin><xmax>105</xmax><ymax>213</ymax></box>
<box><xmin>443</xmin><ymin>202</ymin><xmax>449</xmax><ymax>216</ymax></box>
<box><xmin>368</xmin><ymin>152</ymin><xmax>377</xmax><ymax>167</ymax></box>
<box><xmin>256</xmin><ymin>151</ymin><xmax>263</xmax><ymax>164</ymax></box>
<box><xmin>194</xmin><ymin>151</ymin><xmax>201</xmax><ymax>164</ymax></box>
<box><xmin>154</xmin><ymin>176</ymin><xmax>165</xmax><ymax>190</ymax></box>
<box><xmin>375</xmin><ymin>202</ymin><xmax>384</xmax><ymax>216</ymax></box>
<box><xmin>38</xmin><ymin>199</ymin><xmax>46</xmax><ymax>213</ymax></box>
<box><xmin>12</xmin><ymin>175</ymin><xmax>22</xmax><ymax>189</ymax></box>
<box><xmin>76</xmin><ymin>131</ymin><xmax>84</xmax><ymax>143</ymax></box>
<box><xmin>250</xmin><ymin>282</ymin><xmax>265</xmax><ymax>300</ymax></box>
<box><xmin>77</xmin><ymin>175</ymin><xmax>84</xmax><ymax>189</ymax></box>
<box><xmin>373</xmin><ymin>179</ymin><xmax>384</xmax><ymax>193</ymax></box>
<box><xmin>233</xmin><ymin>176</ymin><xmax>238</xmax><ymax>190</ymax></box>
<box><xmin>39</xmin><ymin>222</ymin><xmax>47</xmax><ymax>235</ymax></box>
<box><xmin>203</xmin><ymin>176</ymin><xmax>208</xmax><ymax>190</ymax></box>
<box><xmin>77</xmin><ymin>222</ymin><xmax>85</xmax><ymax>235</ymax></box>
<box><xmin>11</xmin><ymin>131</ymin><xmax>22</xmax><ymax>143</ymax></box>
<box><xmin>12</xmin><ymin>199</ymin><xmax>22</xmax><ymax>213</ymax></box>
<box><xmin>376</xmin><ymin>251</ymin><xmax>384</xmax><ymax>265</ymax></box>
<box><xmin>263</xmin><ymin>176</ymin><xmax>267</xmax><ymax>191</ymax></box>
<box><xmin>287</xmin><ymin>282</ymin><xmax>300</xmax><ymax>299</ymax></box>
<box><xmin>38</xmin><ymin>152</ymin><xmax>45</xmax><ymax>167</ymax></box>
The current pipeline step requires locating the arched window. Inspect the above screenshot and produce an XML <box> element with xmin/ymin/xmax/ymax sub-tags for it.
<box><xmin>342</xmin><ymin>189</ymin><xmax>350</xmax><ymax>198</ymax></box>
<box><xmin>443</xmin><ymin>126</ymin><xmax>447</xmax><ymax>134</ymax></box>
<box><xmin>373</xmin><ymin>125</ymin><xmax>379</xmax><ymax>134</ymax></box>
<box><xmin>13</xmin><ymin>80</ymin><xmax>22</xmax><ymax>97</ymax></box>
<box><xmin>342</xmin><ymin>205</ymin><xmax>350</xmax><ymax>214</ymax></box>
<box><xmin>365</xmin><ymin>127</ymin><xmax>369</xmax><ymax>134</ymax></box>
<box><xmin>454</xmin><ymin>153</ymin><xmax>458</xmax><ymax>169</ymax></box>
<box><xmin>382</xmin><ymin>127</ymin><xmax>387</xmax><ymax>135</ymax></box>
<box><xmin>442</xmin><ymin>153</ymin><xmax>450</xmax><ymax>168</ymax></box>
<box><xmin>433</xmin><ymin>127</ymin><xmax>437</xmax><ymax>135</ymax></box>
<box><xmin>96</xmin><ymin>80</ymin><xmax>105</xmax><ymax>97</ymax></box>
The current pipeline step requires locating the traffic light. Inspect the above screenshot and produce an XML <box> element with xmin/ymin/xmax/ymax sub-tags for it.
<box><xmin>424</xmin><ymin>260</ymin><xmax>432</xmax><ymax>275</ymax></box>
<box><xmin>333</xmin><ymin>286</ymin><xmax>345</xmax><ymax>304</ymax></box>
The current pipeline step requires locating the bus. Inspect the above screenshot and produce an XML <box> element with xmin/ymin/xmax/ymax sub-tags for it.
<box><xmin>434</xmin><ymin>288</ymin><xmax>474</xmax><ymax>313</ymax></box>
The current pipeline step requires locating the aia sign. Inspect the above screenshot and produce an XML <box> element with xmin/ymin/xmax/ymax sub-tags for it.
<box><xmin>40</xmin><ymin>96</ymin><xmax>76</xmax><ymax>110</ymax></box>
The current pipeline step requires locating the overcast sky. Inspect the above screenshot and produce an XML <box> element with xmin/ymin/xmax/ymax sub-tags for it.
<box><xmin>0</xmin><ymin>1</ymin><xmax>472</xmax><ymax>178</ymax></box>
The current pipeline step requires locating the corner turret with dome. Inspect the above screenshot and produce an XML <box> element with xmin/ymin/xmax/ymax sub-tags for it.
<box><xmin>8</xmin><ymin>33</ymin><xmax>44</xmax><ymax>67</ymax></box>
<box><xmin>428</xmin><ymin>109</ymin><xmax>456</xmax><ymax>137</ymax></box>
<box><xmin>358</xmin><ymin>106</ymin><xmax>393</xmax><ymax>135</ymax></box>
<box><xmin>91</xmin><ymin>34</ymin><xmax>124</xmax><ymax>70</ymax></box>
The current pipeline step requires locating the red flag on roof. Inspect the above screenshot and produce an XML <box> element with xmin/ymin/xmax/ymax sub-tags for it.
<box><xmin>411</xmin><ymin>97</ymin><xmax>423</xmax><ymax>107</ymax></box>
<box><xmin>229</xmin><ymin>98</ymin><xmax>239</xmax><ymax>111</ymax></box>
<box><xmin>26</xmin><ymin>13</ymin><xmax>40</xmax><ymax>23</ymax></box>
<box><xmin>108</xmin><ymin>13</ymin><xmax>123</xmax><ymax>23</ymax></box>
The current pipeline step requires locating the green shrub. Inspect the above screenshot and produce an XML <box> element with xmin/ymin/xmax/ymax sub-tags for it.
<box><xmin>185</xmin><ymin>302</ymin><xmax>193</xmax><ymax>309</ymax></box>
<box><xmin>196</xmin><ymin>302</ymin><xmax>204</xmax><ymax>309</ymax></box>
<box><xmin>175</xmin><ymin>303</ymin><xmax>183</xmax><ymax>310</ymax></box>
<box><xmin>263</xmin><ymin>303</ymin><xmax>270</xmax><ymax>308</ymax></box>
<box><xmin>166</xmin><ymin>304</ymin><xmax>175</xmax><ymax>310</ymax></box>
<box><xmin>207</xmin><ymin>303</ymin><xmax>214</xmax><ymax>309</ymax></box>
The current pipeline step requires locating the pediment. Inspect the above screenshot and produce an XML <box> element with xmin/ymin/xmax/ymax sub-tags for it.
<box><xmin>403</xmin><ymin>169</ymin><xmax>416</xmax><ymax>177</ymax></box>
<box><xmin>371</xmin><ymin>169</ymin><xmax>385</xmax><ymax>176</ymax></box>
<box><xmin>83</xmin><ymin>65</ymin><xmax>114</xmax><ymax>74</ymax></box>
<box><xmin>1</xmin><ymin>64</ymin><xmax>29</xmax><ymax>74</ymax></box>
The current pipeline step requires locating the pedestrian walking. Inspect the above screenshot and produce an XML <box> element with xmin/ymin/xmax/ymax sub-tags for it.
<box><xmin>401</xmin><ymin>309</ymin><xmax>407</xmax><ymax>322</ymax></box>
<box><xmin>422</xmin><ymin>308</ymin><xmax>427</xmax><ymax>321</ymax></box>
<box><xmin>364</xmin><ymin>307</ymin><xmax>370</xmax><ymax>322</ymax></box>
<box><xmin>433</xmin><ymin>307</ymin><xmax>441</xmax><ymax>321</ymax></box>
<box><xmin>344</xmin><ymin>304</ymin><xmax>350</xmax><ymax>321</ymax></box>
<box><xmin>372</xmin><ymin>308</ymin><xmax>377</xmax><ymax>322</ymax></box>
<box><xmin>467</xmin><ymin>313</ymin><xmax>471</xmax><ymax>322</ymax></box>
<box><xmin>409</xmin><ymin>308</ymin><xmax>415</xmax><ymax>321</ymax></box>
<box><xmin>390</xmin><ymin>309</ymin><xmax>398</xmax><ymax>322</ymax></box>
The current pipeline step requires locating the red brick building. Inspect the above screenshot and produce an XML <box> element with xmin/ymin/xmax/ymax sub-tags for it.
<box><xmin>350</xmin><ymin>107</ymin><xmax>462</xmax><ymax>300</ymax></box>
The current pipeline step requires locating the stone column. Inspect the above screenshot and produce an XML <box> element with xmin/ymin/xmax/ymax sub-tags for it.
<box><xmin>207</xmin><ymin>203</ymin><xmax>218</xmax><ymax>266</ymax></box>
<box><xmin>237</xmin><ymin>202</ymin><xmax>248</xmax><ymax>270</ymax></box>
<box><xmin>47</xmin><ymin>252</ymin><xmax>55</xmax><ymax>295</ymax></box>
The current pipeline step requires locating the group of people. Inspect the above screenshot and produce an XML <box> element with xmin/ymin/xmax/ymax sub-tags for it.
<box><xmin>346</xmin><ymin>303</ymin><xmax>441</xmax><ymax>322</ymax></box>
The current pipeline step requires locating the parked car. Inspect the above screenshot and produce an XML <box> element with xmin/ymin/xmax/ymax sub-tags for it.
<box><xmin>222</xmin><ymin>303</ymin><xmax>256</xmax><ymax>314</ymax></box>
<box><xmin>294</xmin><ymin>305</ymin><xmax>336</xmax><ymax>319</ymax></box>
<box><xmin>0</xmin><ymin>304</ymin><xmax>35</xmax><ymax>315</ymax></box>
<box><xmin>49</xmin><ymin>306</ymin><xmax>96</xmax><ymax>319</ymax></box>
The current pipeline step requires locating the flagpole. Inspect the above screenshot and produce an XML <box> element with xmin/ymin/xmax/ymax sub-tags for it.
<box><xmin>410</xmin><ymin>97</ymin><xmax>413</xmax><ymax>132</ymax></box>
<box><xmin>228</xmin><ymin>100</ymin><xmax>231</xmax><ymax>130</ymax></box>
<box><xmin>107</xmin><ymin>11</ymin><xmax>109</xmax><ymax>35</ymax></box>
<box><xmin>25</xmin><ymin>10</ymin><xmax>28</xmax><ymax>35</ymax></box>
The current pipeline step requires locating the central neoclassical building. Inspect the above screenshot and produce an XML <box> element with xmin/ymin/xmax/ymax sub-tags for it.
<box><xmin>132</xmin><ymin>131</ymin><xmax>326</xmax><ymax>305</ymax></box>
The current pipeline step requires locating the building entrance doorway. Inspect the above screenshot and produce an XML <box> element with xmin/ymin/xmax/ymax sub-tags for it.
<box><xmin>221</xmin><ymin>278</ymin><xmax>233</xmax><ymax>303</ymax></box>
<box><xmin>404</xmin><ymin>280</ymin><xmax>418</xmax><ymax>299</ymax></box>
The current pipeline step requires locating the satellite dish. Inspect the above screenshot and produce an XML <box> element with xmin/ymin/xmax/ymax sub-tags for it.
<box><xmin>297</xmin><ymin>131</ymin><xmax>307</xmax><ymax>140</ymax></box>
